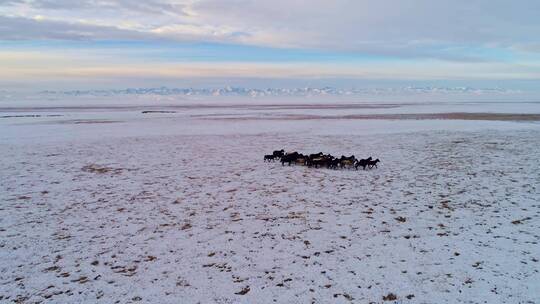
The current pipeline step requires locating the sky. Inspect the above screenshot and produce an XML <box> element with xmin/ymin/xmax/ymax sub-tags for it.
<box><xmin>1</xmin><ymin>0</ymin><xmax>540</xmax><ymax>92</ymax></box>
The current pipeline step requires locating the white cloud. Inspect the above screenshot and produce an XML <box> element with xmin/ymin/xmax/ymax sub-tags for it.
<box><xmin>0</xmin><ymin>16</ymin><xmax>153</xmax><ymax>40</ymax></box>
<box><xmin>1</xmin><ymin>0</ymin><xmax>540</xmax><ymax>61</ymax></box>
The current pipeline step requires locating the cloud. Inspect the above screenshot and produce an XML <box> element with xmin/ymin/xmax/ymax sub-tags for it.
<box><xmin>0</xmin><ymin>16</ymin><xmax>155</xmax><ymax>40</ymax></box>
<box><xmin>513</xmin><ymin>43</ymin><xmax>540</xmax><ymax>54</ymax></box>
<box><xmin>187</xmin><ymin>0</ymin><xmax>540</xmax><ymax>60</ymax></box>
<box><xmin>1</xmin><ymin>0</ymin><xmax>540</xmax><ymax>61</ymax></box>
<box><xmin>0</xmin><ymin>0</ymin><xmax>190</xmax><ymax>15</ymax></box>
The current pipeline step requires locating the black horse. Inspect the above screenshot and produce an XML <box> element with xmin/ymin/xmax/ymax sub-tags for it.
<box><xmin>281</xmin><ymin>152</ymin><xmax>299</xmax><ymax>166</ymax></box>
<box><xmin>328</xmin><ymin>157</ymin><xmax>341</xmax><ymax>169</ymax></box>
<box><xmin>272</xmin><ymin>149</ymin><xmax>285</xmax><ymax>158</ymax></box>
<box><xmin>264</xmin><ymin>154</ymin><xmax>277</xmax><ymax>162</ymax></box>
<box><xmin>309</xmin><ymin>152</ymin><xmax>324</xmax><ymax>159</ymax></box>
<box><xmin>355</xmin><ymin>157</ymin><xmax>372</xmax><ymax>170</ymax></box>
<box><xmin>367</xmin><ymin>158</ymin><xmax>380</xmax><ymax>169</ymax></box>
<box><xmin>307</xmin><ymin>152</ymin><xmax>324</xmax><ymax>167</ymax></box>
<box><xmin>310</xmin><ymin>157</ymin><xmax>328</xmax><ymax>168</ymax></box>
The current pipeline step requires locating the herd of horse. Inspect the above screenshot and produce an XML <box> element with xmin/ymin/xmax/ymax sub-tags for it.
<box><xmin>264</xmin><ymin>149</ymin><xmax>380</xmax><ymax>170</ymax></box>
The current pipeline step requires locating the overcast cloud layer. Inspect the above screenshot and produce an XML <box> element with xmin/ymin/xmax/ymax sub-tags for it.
<box><xmin>2</xmin><ymin>0</ymin><xmax>540</xmax><ymax>57</ymax></box>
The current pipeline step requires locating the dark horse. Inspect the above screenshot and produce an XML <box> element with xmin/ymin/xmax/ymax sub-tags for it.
<box><xmin>306</xmin><ymin>152</ymin><xmax>325</xmax><ymax>167</ymax></box>
<box><xmin>309</xmin><ymin>152</ymin><xmax>324</xmax><ymax>159</ymax></box>
<box><xmin>306</xmin><ymin>154</ymin><xmax>331</xmax><ymax>168</ymax></box>
<box><xmin>295</xmin><ymin>154</ymin><xmax>308</xmax><ymax>165</ymax></box>
<box><xmin>273</xmin><ymin>149</ymin><xmax>285</xmax><ymax>158</ymax></box>
<box><xmin>310</xmin><ymin>158</ymin><xmax>329</xmax><ymax>168</ymax></box>
<box><xmin>328</xmin><ymin>157</ymin><xmax>340</xmax><ymax>169</ymax></box>
<box><xmin>281</xmin><ymin>152</ymin><xmax>299</xmax><ymax>166</ymax></box>
<box><xmin>339</xmin><ymin>155</ymin><xmax>356</xmax><ymax>169</ymax></box>
<box><xmin>264</xmin><ymin>154</ymin><xmax>277</xmax><ymax>162</ymax></box>
<box><xmin>367</xmin><ymin>158</ymin><xmax>380</xmax><ymax>169</ymax></box>
<box><xmin>355</xmin><ymin>157</ymin><xmax>372</xmax><ymax>170</ymax></box>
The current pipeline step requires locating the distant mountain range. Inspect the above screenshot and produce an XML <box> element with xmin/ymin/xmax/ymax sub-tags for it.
<box><xmin>38</xmin><ymin>86</ymin><xmax>517</xmax><ymax>97</ymax></box>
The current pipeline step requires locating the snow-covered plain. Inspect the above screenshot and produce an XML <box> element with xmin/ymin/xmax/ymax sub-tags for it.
<box><xmin>1</xmin><ymin>101</ymin><xmax>540</xmax><ymax>303</ymax></box>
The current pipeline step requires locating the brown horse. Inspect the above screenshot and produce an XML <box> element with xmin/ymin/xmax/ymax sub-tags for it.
<box><xmin>339</xmin><ymin>155</ymin><xmax>356</xmax><ymax>169</ymax></box>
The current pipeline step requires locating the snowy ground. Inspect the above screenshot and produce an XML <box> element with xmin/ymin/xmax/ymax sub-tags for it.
<box><xmin>1</xmin><ymin>102</ymin><xmax>540</xmax><ymax>303</ymax></box>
